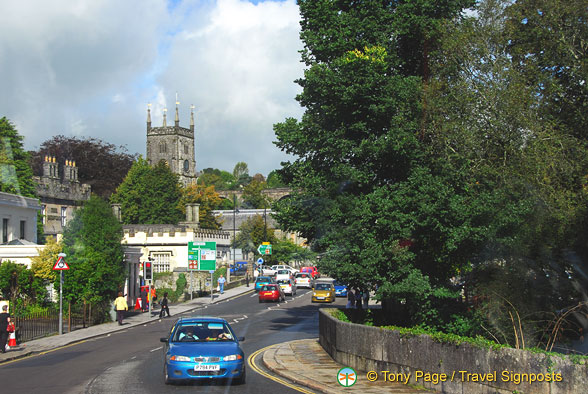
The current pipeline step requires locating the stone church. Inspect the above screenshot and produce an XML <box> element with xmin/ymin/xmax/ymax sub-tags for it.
<box><xmin>146</xmin><ymin>102</ymin><xmax>197</xmax><ymax>186</ymax></box>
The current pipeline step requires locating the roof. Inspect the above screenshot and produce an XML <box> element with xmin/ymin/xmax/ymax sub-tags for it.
<box><xmin>176</xmin><ymin>316</ymin><xmax>227</xmax><ymax>324</ymax></box>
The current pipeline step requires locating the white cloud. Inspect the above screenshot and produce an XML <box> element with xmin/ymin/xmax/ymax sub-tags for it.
<box><xmin>0</xmin><ymin>0</ymin><xmax>303</xmax><ymax>176</ymax></box>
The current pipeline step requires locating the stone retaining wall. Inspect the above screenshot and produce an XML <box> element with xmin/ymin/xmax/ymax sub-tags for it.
<box><xmin>319</xmin><ymin>308</ymin><xmax>587</xmax><ymax>394</ymax></box>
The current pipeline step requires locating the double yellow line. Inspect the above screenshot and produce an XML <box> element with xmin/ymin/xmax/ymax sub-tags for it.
<box><xmin>248</xmin><ymin>344</ymin><xmax>316</xmax><ymax>394</ymax></box>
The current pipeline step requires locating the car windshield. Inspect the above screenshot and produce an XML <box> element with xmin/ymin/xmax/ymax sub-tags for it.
<box><xmin>277</xmin><ymin>280</ymin><xmax>290</xmax><ymax>285</ymax></box>
<box><xmin>277</xmin><ymin>270</ymin><xmax>289</xmax><ymax>275</ymax></box>
<box><xmin>256</xmin><ymin>277</ymin><xmax>271</xmax><ymax>283</ymax></box>
<box><xmin>296</xmin><ymin>273</ymin><xmax>309</xmax><ymax>278</ymax></box>
<box><xmin>172</xmin><ymin>322</ymin><xmax>234</xmax><ymax>342</ymax></box>
<box><xmin>261</xmin><ymin>285</ymin><xmax>277</xmax><ymax>291</ymax></box>
<box><xmin>315</xmin><ymin>283</ymin><xmax>332</xmax><ymax>291</ymax></box>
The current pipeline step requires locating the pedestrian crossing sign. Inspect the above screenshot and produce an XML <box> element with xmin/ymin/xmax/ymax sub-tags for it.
<box><xmin>52</xmin><ymin>256</ymin><xmax>70</xmax><ymax>270</ymax></box>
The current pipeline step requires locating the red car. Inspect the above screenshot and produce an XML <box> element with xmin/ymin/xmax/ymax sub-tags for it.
<box><xmin>258</xmin><ymin>284</ymin><xmax>285</xmax><ymax>303</ymax></box>
<box><xmin>301</xmin><ymin>266</ymin><xmax>320</xmax><ymax>279</ymax></box>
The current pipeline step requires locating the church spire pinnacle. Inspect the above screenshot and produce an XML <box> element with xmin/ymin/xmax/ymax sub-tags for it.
<box><xmin>190</xmin><ymin>104</ymin><xmax>195</xmax><ymax>132</ymax></box>
<box><xmin>147</xmin><ymin>103</ymin><xmax>152</xmax><ymax>132</ymax></box>
<box><xmin>175</xmin><ymin>92</ymin><xmax>180</xmax><ymax>127</ymax></box>
<box><xmin>163</xmin><ymin>107</ymin><xmax>167</xmax><ymax>127</ymax></box>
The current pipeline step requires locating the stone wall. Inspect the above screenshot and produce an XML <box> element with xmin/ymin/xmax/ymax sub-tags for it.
<box><xmin>319</xmin><ymin>308</ymin><xmax>587</xmax><ymax>394</ymax></box>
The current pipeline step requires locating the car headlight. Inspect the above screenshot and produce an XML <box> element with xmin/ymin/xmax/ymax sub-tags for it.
<box><xmin>313</xmin><ymin>292</ymin><xmax>317</xmax><ymax>296</ymax></box>
<box><xmin>169</xmin><ymin>355</ymin><xmax>191</xmax><ymax>362</ymax></box>
<box><xmin>223</xmin><ymin>354</ymin><xmax>243</xmax><ymax>361</ymax></box>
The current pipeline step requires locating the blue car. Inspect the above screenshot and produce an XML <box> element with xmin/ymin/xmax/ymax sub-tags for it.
<box><xmin>254</xmin><ymin>276</ymin><xmax>274</xmax><ymax>292</ymax></box>
<box><xmin>333</xmin><ymin>280</ymin><xmax>348</xmax><ymax>297</ymax></box>
<box><xmin>160</xmin><ymin>317</ymin><xmax>246</xmax><ymax>385</ymax></box>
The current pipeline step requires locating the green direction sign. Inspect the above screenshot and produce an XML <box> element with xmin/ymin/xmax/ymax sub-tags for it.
<box><xmin>188</xmin><ymin>241</ymin><xmax>217</xmax><ymax>271</ymax></box>
<box><xmin>257</xmin><ymin>244</ymin><xmax>272</xmax><ymax>255</ymax></box>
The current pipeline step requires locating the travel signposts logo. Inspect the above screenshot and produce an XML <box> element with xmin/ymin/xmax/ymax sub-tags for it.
<box><xmin>337</xmin><ymin>367</ymin><xmax>357</xmax><ymax>387</ymax></box>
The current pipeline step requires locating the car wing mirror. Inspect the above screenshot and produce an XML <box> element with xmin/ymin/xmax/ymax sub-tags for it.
<box><xmin>160</xmin><ymin>337</ymin><xmax>169</xmax><ymax>343</ymax></box>
<box><xmin>238</xmin><ymin>336</ymin><xmax>245</xmax><ymax>342</ymax></box>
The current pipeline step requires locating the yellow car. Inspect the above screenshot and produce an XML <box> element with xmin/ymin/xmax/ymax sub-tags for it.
<box><xmin>311</xmin><ymin>281</ymin><xmax>335</xmax><ymax>303</ymax></box>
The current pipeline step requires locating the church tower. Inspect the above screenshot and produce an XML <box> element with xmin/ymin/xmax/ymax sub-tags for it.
<box><xmin>146</xmin><ymin>99</ymin><xmax>197</xmax><ymax>186</ymax></box>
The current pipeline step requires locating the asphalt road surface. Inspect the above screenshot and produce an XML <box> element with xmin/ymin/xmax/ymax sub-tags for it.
<box><xmin>0</xmin><ymin>288</ymin><xmax>347</xmax><ymax>394</ymax></box>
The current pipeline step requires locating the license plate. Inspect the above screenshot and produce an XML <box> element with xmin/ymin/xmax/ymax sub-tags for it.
<box><xmin>316</xmin><ymin>296</ymin><xmax>324</xmax><ymax>300</ymax></box>
<box><xmin>280</xmin><ymin>285</ymin><xmax>288</xmax><ymax>289</ymax></box>
<box><xmin>194</xmin><ymin>364</ymin><xmax>220</xmax><ymax>371</ymax></box>
<box><xmin>263</xmin><ymin>292</ymin><xmax>273</xmax><ymax>295</ymax></box>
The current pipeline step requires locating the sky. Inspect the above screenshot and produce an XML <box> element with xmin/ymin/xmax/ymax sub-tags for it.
<box><xmin>0</xmin><ymin>0</ymin><xmax>304</xmax><ymax>177</ymax></box>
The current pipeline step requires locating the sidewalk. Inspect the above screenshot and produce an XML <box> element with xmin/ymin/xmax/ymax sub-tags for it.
<box><xmin>263</xmin><ymin>339</ymin><xmax>431</xmax><ymax>393</ymax></box>
<box><xmin>0</xmin><ymin>284</ymin><xmax>254</xmax><ymax>364</ymax></box>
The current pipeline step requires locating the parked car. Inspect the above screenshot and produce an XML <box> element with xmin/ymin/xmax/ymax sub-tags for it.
<box><xmin>260</xmin><ymin>265</ymin><xmax>276</xmax><ymax>277</ymax></box>
<box><xmin>295</xmin><ymin>272</ymin><xmax>314</xmax><ymax>289</ymax></box>
<box><xmin>258</xmin><ymin>283</ymin><xmax>285</xmax><ymax>303</ymax></box>
<box><xmin>160</xmin><ymin>317</ymin><xmax>246</xmax><ymax>385</ymax></box>
<box><xmin>311</xmin><ymin>281</ymin><xmax>335</xmax><ymax>303</ymax></box>
<box><xmin>333</xmin><ymin>280</ymin><xmax>348</xmax><ymax>297</ymax></box>
<box><xmin>275</xmin><ymin>269</ymin><xmax>294</xmax><ymax>282</ymax></box>
<box><xmin>276</xmin><ymin>279</ymin><xmax>297</xmax><ymax>296</ymax></box>
<box><xmin>254</xmin><ymin>276</ymin><xmax>275</xmax><ymax>292</ymax></box>
<box><xmin>271</xmin><ymin>264</ymin><xmax>299</xmax><ymax>274</ymax></box>
<box><xmin>230</xmin><ymin>261</ymin><xmax>248</xmax><ymax>275</ymax></box>
<box><xmin>301</xmin><ymin>266</ymin><xmax>319</xmax><ymax>279</ymax></box>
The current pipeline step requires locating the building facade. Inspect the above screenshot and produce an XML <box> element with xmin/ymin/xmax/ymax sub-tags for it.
<box><xmin>33</xmin><ymin>156</ymin><xmax>91</xmax><ymax>238</ymax></box>
<box><xmin>146</xmin><ymin>104</ymin><xmax>197</xmax><ymax>186</ymax></box>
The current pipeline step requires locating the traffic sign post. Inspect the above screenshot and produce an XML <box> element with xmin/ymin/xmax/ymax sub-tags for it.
<box><xmin>53</xmin><ymin>253</ymin><xmax>68</xmax><ymax>335</ymax></box>
<box><xmin>188</xmin><ymin>242</ymin><xmax>217</xmax><ymax>271</ymax></box>
<box><xmin>257</xmin><ymin>244</ymin><xmax>272</xmax><ymax>255</ymax></box>
<box><xmin>256</xmin><ymin>257</ymin><xmax>264</xmax><ymax>265</ymax></box>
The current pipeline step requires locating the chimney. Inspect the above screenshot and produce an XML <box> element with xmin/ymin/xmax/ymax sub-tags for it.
<box><xmin>185</xmin><ymin>203</ymin><xmax>200</xmax><ymax>225</ymax></box>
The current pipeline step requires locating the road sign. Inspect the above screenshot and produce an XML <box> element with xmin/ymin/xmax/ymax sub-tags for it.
<box><xmin>52</xmin><ymin>256</ymin><xmax>70</xmax><ymax>270</ymax></box>
<box><xmin>188</xmin><ymin>241</ymin><xmax>217</xmax><ymax>271</ymax></box>
<box><xmin>256</xmin><ymin>257</ymin><xmax>264</xmax><ymax>265</ymax></box>
<box><xmin>257</xmin><ymin>244</ymin><xmax>272</xmax><ymax>255</ymax></box>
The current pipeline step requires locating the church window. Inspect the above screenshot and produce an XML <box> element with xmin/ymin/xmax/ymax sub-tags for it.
<box><xmin>184</xmin><ymin>144</ymin><xmax>189</xmax><ymax>154</ymax></box>
<box><xmin>183</xmin><ymin>160</ymin><xmax>189</xmax><ymax>172</ymax></box>
<box><xmin>159</xmin><ymin>142</ymin><xmax>167</xmax><ymax>153</ymax></box>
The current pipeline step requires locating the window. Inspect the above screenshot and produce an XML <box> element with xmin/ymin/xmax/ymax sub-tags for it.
<box><xmin>2</xmin><ymin>219</ymin><xmax>8</xmax><ymax>243</ymax></box>
<box><xmin>159</xmin><ymin>142</ymin><xmax>167</xmax><ymax>153</ymax></box>
<box><xmin>183</xmin><ymin>160</ymin><xmax>189</xmax><ymax>172</ymax></box>
<box><xmin>61</xmin><ymin>207</ymin><xmax>67</xmax><ymax>227</ymax></box>
<box><xmin>19</xmin><ymin>221</ymin><xmax>25</xmax><ymax>239</ymax></box>
<box><xmin>184</xmin><ymin>144</ymin><xmax>189</xmax><ymax>154</ymax></box>
<box><xmin>41</xmin><ymin>205</ymin><xmax>46</xmax><ymax>224</ymax></box>
<box><xmin>152</xmin><ymin>252</ymin><xmax>171</xmax><ymax>273</ymax></box>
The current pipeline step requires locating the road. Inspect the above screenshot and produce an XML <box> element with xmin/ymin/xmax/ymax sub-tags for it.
<box><xmin>0</xmin><ymin>288</ymin><xmax>347</xmax><ymax>394</ymax></box>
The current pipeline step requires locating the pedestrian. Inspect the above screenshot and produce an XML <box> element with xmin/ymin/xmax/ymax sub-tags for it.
<box><xmin>355</xmin><ymin>288</ymin><xmax>362</xmax><ymax>309</ymax></box>
<box><xmin>253</xmin><ymin>268</ymin><xmax>259</xmax><ymax>279</ymax></box>
<box><xmin>362</xmin><ymin>289</ymin><xmax>370</xmax><ymax>309</ymax></box>
<box><xmin>140</xmin><ymin>287</ymin><xmax>148</xmax><ymax>312</ymax></box>
<box><xmin>245</xmin><ymin>272</ymin><xmax>250</xmax><ymax>287</ymax></box>
<box><xmin>0</xmin><ymin>305</ymin><xmax>10</xmax><ymax>353</ymax></box>
<box><xmin>218</xmin><ymin>274</ymin><xmax>226</xmax><ymax>294</ymax></box>
<box><xmin>346</xmin><ymin>288</ymin><xmax>355</xmax><ymax>309</ymax></box>
<box><xmin>114</xmin><ymin>292</ymin><xmax>128</xmax><ymax>326</ymax></box>
<box><xmin>159</xmin><ymin>292</ymin><xmax>171</xmax><ymax>318</ymax></box>
<box><xmin>150</xmin><ymin>285</ymin><xmax>157</xmax><ymax>306</ymax></box>
<box><xmin>6</xmin><ymin>320</ymin><xmax>16</xmax><ymax>349</ymax></box>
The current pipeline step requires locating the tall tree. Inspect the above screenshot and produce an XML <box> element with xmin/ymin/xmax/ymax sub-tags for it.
<box><xmin>242</xmin><ymin>179</ymin><xmax>270</xmax><ymax>209</ymax></box>
<box><xmin>179</xmin><ymin>183</ymin><xmax>223</xmax><ymax>229</ymax></box>
<box><xmin>0</xmin><ymin>117</ymin><xmax>37</xmax><ymax>198</ymax></box>
<box><xmin>30</xmin><ymin>135</ymin><xmax>137</xmax><ymax>198</ymax></box>
<box><xmin>233</xmin><ymin>215</ymin><xmax>276</xmax><ymax>262</ymax></box>
<box><xmin>61</xmin><ymin>196</ymin><xmax>125</xmax><ymax>306</ymax></box>
<box><xmin>110</xmin><ymin>158</ymin><xmax>184</xmax><ymax>225</ymax></box>
<box><xmin>197</xmin><ymin>168</ymin><xmax>235</xmax><ymax>191</ymax></box>
<box><xmin>273</xmin><ymin>0</ymin><xmax>477</xmax><ymax>326</ymax></box>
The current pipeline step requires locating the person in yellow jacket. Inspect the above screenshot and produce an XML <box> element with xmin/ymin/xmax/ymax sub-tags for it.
<box><xmin>114</xmin><ymin>292</ymin><xmax>128</xmax><ymax>326</ymax></box>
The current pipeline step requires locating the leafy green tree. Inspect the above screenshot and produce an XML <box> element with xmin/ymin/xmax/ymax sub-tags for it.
<box><xmin>179</xmin><ymin>183</ymin><xmax>223</xmax><ymax>229</ymax></box>
<box><xmin>266</xmin><ymin>170</ymin><xmax>287</xmax><ymax>188</ymax></box>
<box><xmin>242</xmin><ymin>179</ymin><xmax>270</xmax><ymax>209</ymax></box>
<box><xmin>0</xmin><ymin>117</ymin><xmax>37</xmax><ymax>198</ymax></box>
<box><xmin>30</xmin><ymin>135</ymin><xmax>137</xmax><ymax>199</ymax></box>
<box><xmin>0</xmin><ymin>261</ymin><xmax>45</xmax><ymax>307</ymax></box>
<box><xmin>30</xmin><ymin>236</ymin><xmax>62</xmax><ymax>282</ymax></box>
<box><xmin>111</xmin><ymin>158</ymin><xmax>184</xmax><ymax>224</ymax></box>
<box><xmin>61</xmin><ymin>196</ymin><xmax>125</xmax><ymax>307</ymax></box>
<box><xmin>233</xmin><ymin>215</ymin><xmax>276</xmax><ymax>262</ymax></box>
<box><xmin>272</xmin><ymin>237</ymin><xmax>315</xmax><ymax>266</ymax></box>
<box><xmin>197</xmin><ymin>168</ymin><xmax>235</xmax><ymax>191</ymax></box>
<box><xmin>232</xmin><ymin>162</ymin><xmax>249</xmax><ymax>180</ymax></box>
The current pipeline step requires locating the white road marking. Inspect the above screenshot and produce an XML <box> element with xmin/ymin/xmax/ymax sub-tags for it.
<box><xmin>150</xmin><ymin>346</ymin><xmax>162</xmax><ymax>352</ymax></box>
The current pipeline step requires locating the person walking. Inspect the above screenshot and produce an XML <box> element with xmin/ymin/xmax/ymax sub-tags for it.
<box><xmin>6</xmin><ymin>320</ymin><xmax>16</xmax><ymax>349</ymax></box>
<box><xmin>0</xmin><ymin>305</ymin><xmax>10</xmax><ymax>353</ymax></box>
<box><xmin>140</xmin><ymin>287</ymin><xmax>148</xmax><ymax>312</ymax></box>
<box><xmin>114</xmin><ymin>292</ymin><xmax>128</xmax><ymax>326</ymax></box>
<box><xmin>150</xmin><ymin>285</ymin><xmax>157</xmax><ymax>307</ymax></box>
<box><xmin>355</xmin><ymin>288</ymin><xmax>363</xmax><ymax>309</ymax></box>
<box><xmin>218</xmin><ymin>274</ymin><xmax>226</xmax><ymax>294</ymax></box>
<box><xmin>362</xmin><ymin>289</ymin><xmax>370</xmax><ymax>309</ymax></box>
<box><xmin>159</xmin><ymin>292</ymin><xmax>171</xmax><ymax>318</ymax></box>
<box><xmin>245</xmin><ymin>272</ymin><xmax>250</xmax><ymax>287</ymax></box>
<box><xmin>346</xmin><ymin>288</ymin><xmax>355</xmax><ymax>309</ymax></box>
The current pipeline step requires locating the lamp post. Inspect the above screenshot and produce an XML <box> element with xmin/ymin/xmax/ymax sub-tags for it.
<box><xmin>233</xmin><ymin>194</ymin><xmax>236</xmax><ymax>265</ymax></box>
<box><xmin>58</xmin><ymin>252</ymin><xmax>66</xmax><ymax>335</ymax></box>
